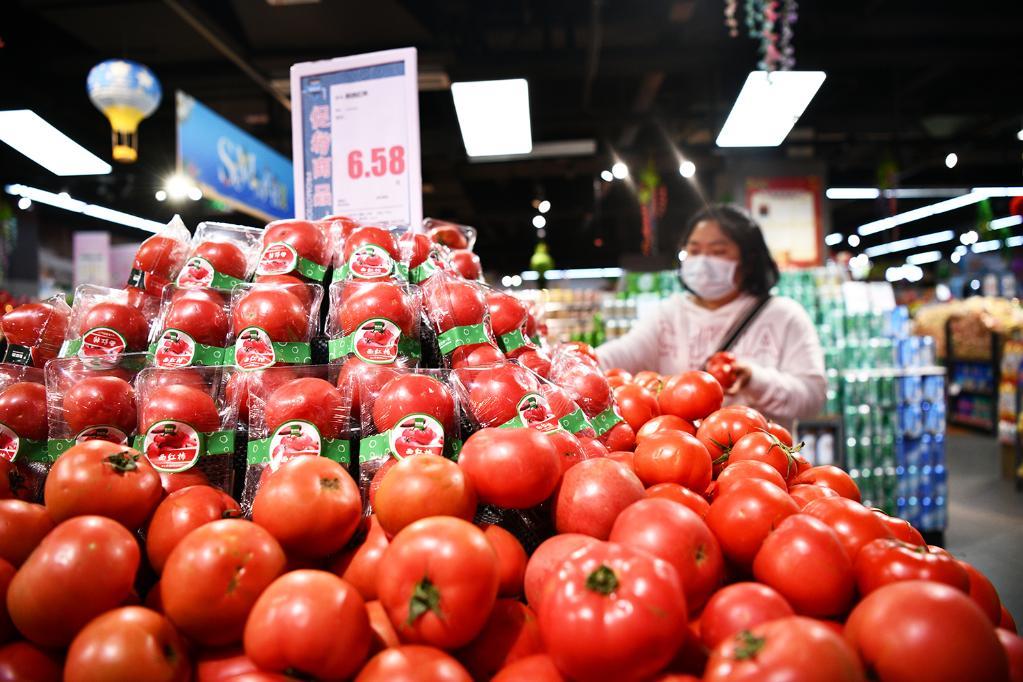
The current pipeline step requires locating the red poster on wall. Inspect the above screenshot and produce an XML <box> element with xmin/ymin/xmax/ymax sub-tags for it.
<box><xmin>746</xmin><ymin>176</ymin><xmax>823</xmax><ymax>267</ymax></box>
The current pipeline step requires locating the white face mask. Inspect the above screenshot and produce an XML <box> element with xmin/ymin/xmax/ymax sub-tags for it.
<box><xmin>681</xmin><ymin>254</ymin><xmax>739</xmax><ymax>301</ymax></box>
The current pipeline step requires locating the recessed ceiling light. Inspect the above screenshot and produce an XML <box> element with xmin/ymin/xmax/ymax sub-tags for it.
<box><xmin>716</xmin><ymin>71</ymin><xmax>826</xmax><ymax>147</ymax></box>
<box><xmin>451</xmin><ymin>79</ymin><xmax>532</xmax><ymax>157</ymax></box>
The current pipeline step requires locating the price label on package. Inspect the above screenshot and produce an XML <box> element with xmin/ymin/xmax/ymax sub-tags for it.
<box><xmin>291</xmin><ymin>48</ymin><xmax>422</xmax><ymax>226</ymax></box>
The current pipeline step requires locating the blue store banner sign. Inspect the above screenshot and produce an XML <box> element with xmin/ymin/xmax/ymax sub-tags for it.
<box><xmin>176</xmin><ymin>91</ymin><xmax>293</xmax><ymax>221</ymax></box>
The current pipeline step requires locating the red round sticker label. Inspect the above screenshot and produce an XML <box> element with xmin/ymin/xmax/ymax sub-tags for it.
<box><xmin>353</xmin><ymin>318</ymin><xmax>400</xmax><ymax>365</ymax></box>
<box><xmin>269</xmin><ymin>421</ymin><xmax>321</xmax><ymax>471</ymax></box>
<box><xmin>176</xmin><ymin>256</ymin><xmax>215</xmax><ymax>288</ymax></box>
<box><xmin>79</xmin><ymin>327</ymin><xmax>126</xmax><ymax>359</ymax></box>
<box><xmin>143</xmin><ymin>421</ymin><xmax>201</xmax><ymax>473</ymax></box>
<box><xmin>516</xmin><ymin>392</ymin><xmax>562</xmax><ymax>433</ymax></box>
<box><xmin>234</xmin><ymin>327</ymin><xmax>275</xmax><ymax>370</ymax></box>
<box><xmin>153</xmin><ymin>329</ymin><xmax>196</xmax><ymax>368</ymax></box>
<box><xmin>256</xmin><ymin>242</ymin><xmax>299</xmax><ymax>276</ymax></box>
<box><xmin>348</xmin><ymin>244</ymin><xmax>395</xmax><ymax>279</ymax></box>
<box><xmin>0</xmin><ymin>424</ymin><xmax>19</xmax><ymax>463</ymax></box>
<box><xmin>390</xmin><ymin>414</ymin><xmax>445</xmax><ymax>458</ymax></box>
<box><xmin>75</xmin><ymin>425</ymin><xmax>128</xmax><ymax>445</ymax></box>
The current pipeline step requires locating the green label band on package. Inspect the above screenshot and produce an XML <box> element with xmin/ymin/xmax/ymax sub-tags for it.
<box><xmin>147</xmin><ymin>341</ymin><xmax>228</xmax><ymax>367</ymax></box>
<box><xmin>498</xmin><ymin>329</ymin><xmax>531</xmax><ymax>354</ymax></box>
<box><xmin>589</xmin><ymin>406</ymin><xmax>624</xmax><ymax>436</ymax></box>
<box><xmin>296</xmin><ymin>256</ymin><xmax>327</xmax><ymax>282</ymax></box>
<box><xmin>246</xmin><ymin>438</ymin><xmax>350</xmax><ymax>466</ymax></box>
<box><xmin>358</xmin><ymin>432</ymin><xmax>463</xmax><ymax>463</ymax></box>
<box><xmin>47</xmin><ymin>439</ymin><xmax>80</xmax><ymax>458</ymax></box>
<box><xmin>131</xmin><ymin>430</ymin><xmax>235</xmax><ymax>456</ymax></box>
<box><xmin>437</xmin><ymin>322</ymin><xmax>492</xmax><ymax>355</ymax></box>
<box><xmin>558</xmin><ymin>407</ymin><xmax>594</xmax><ymax>435</ymax></box>
<box><xmin>10</xmin><ymin>439</ymin><xmax>51</xmax><ymax>463</ymax></box>
<box><xmin>408</xmin><ymin>260</ymin><xmax>438</xmax><ymax>284</ymax></box>
<box><xmin>60</xmin><ymin>338</ymin><xmax>83</xmax><ymax>358</ymax></box>
<box><xmin>327</xmin><ymin>335</ymin><xmax>422</xmax><ymax>363</ymax></box>
<box><xmin>333</xmin><ymin>263</ymin><xmax>408</xmax><ymax>283</ymax></box>
<box><xmin>209</xmin><ymin>270</ymin><xmax>246</xmax><ymax>290</ymax></box>
<box><xmin>226</xmin><ymin>342</ymin><xmax>311</xmax><ymax>366</ymax></box>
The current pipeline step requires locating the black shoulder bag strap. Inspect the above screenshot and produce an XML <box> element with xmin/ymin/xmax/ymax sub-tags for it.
<box><xmin>704</xmin><ymin>295</ymin><xmax>773</xmax><ymax>366</ymax></box>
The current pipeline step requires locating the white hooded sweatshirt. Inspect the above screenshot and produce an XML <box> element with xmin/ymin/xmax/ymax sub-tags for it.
<box><xmin>596</xmin><ymin>293</ymin><xmax>826</xmax><ymax>424</ymax></box>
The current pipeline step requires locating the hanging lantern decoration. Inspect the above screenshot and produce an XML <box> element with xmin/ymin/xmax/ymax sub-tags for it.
<box><xmin>86</xmin><ymin>59</ymin><xmax>162</xmax><ymax>163</ymax></box>
<box><xmin>530</xmin><ymin>241</ymin><xmax>554</xmax><ymax>276</ymax></box>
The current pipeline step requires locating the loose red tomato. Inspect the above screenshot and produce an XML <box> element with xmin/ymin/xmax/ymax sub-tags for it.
<box><xmin>146</xmin><ymin>485</ymin><xmax>241</xmax><ymax>573</ymax></box>
<box><xmin>0</xmin><ymin>642</ymin><xmax>62</xmax><ymax>682</ymax></box>
<box><xmin>845</xmin><ymin>581</ymin><xmax>1008</xmax><ymax>682</ymax></box>
<box><xmin>1002</xmin><ymin>605</ymin><xmax>1018</xmax><ymax>633</ymax></box>
<box><xmin>449</xmin><ymin>250</ymin><xmax>482</xmax><ymax>280</ymax></box>
<box><xmin>244</xmin><ymin>570</ymin><xmax>370</xmax><ymax>680</ymax></box>
<box><xmin>706</xmin><ymin>478</ymin><xmax>799</xmax><ymax>568</ymax></box>
<box><xmin>423</xmin><ymin>276</ymin><xmax>487</xmax><ymax>331</ymax></box>
<box><xmin>8</xmin><ymin>516</ymin><xmax>139</xmax><ymax>647</ymax></box>
<box><xmin>523</xmin><ymin>533</ymin><xmax>600</xmax><ymax>609</ymax></box>
<box><xmin>699</xmin><ymin>582</ymin><xmax>794</xmax><ymax>649</ymax></box>
<box><xmin>802</xmin><ymin>496</ymin><xmax>892</xmax><ymax>561</ymax></box>
<box><xmin>455</xmin><ymin>600</ymin><xmax>544</xmax><ymax>679</ymax></box>
<box><xmin>853</xmin><ymin>538</ymin><xmax>968</xmax><ymax>596</ymax></box>
<box><xmin>631</xmin><ymin>370</ymin><xmax>662</xmax><ymax>392</ymax></box>
<box><xmin>610</xmin><ymin>497</ymin><xmax>724</xmax><ymax>613</ymax></box>
<box><xmin>374</xmin><ymin>455</ymin><xmax>476</xmax><ymax>536</ymax></box>
<box><xmin>377</xmin><ymin>517</ymin><xmax>499</xmax><ymax>649</ymax></box>
<box><xmin>960</xmin><ymin>560</ymin><xmax>1002</xmax><ymax>625</ymax></box>
<box><xmin>63</xmin><ymin>375</ymin><xmax>137</xmax><ymax>435</ymax></box>
<box><xmin>997</xmin><ymin>628</ymin><xmax>1023</xmax><ymax>682</ymax></box>
<box><xmin>458</xmin><ymin>427</ymin><xmax>561</xmax><ymax>509</ymax></box>
<box><xmin>792</xmin><ymin>465</ymin><xmax>860</xmax><ymax>502</ymax></box>
<box><xmin>231</xmin><ymin>286</ymin><xmax>310</xmax><ymax>342</ymax></box>
<box><xmin>0</xmin><ymin>381</ymin><xmax>48</xmax><ymax>440</ymax></box>
<box><xmin>538</xmin><ymin>541</ymin><xmax>687</xmax><ymax>681</ymax></box>
<box><xmin>871</xmin><ymin>509</ymin><xmax>926</xmax><ymax>546</ymax></box>
<box><xmin>263</xmin><ymin>377</ymin><xmax>346</xmax><ymax>439</ymax></box>
<box><xmin>604</xmin><ymin>448</ymin><xmax>634</xmax><ymax>469</ymax></box>
<box><xmin>483</xmin><ymin>525</ymin><xmax>527</xmax><ymax>598</ymax></box>
<box><xmin>194</xmin><ymin>240</ymin><xmax>248</xmax><ymax>280</ymax></box>
<box><xmin>646</xmin><ymin>482</ymin><xmax>711</xmax><ymax>518</ymax></box>
<box><xmin>372</xmin><ymin>373</ymin><xmax>456</xmax><ymax>433</ymax></box>
<box><xmin>331</xmin><ymin>515</ymin><xmax>389</xmax><ymax>601</ymax></box>
<box><xmin>601</xmin><ymin>420</ymin><xmax>636</xmax><ymax>451</ymax></box>
<box><xmin>705</xmin><ymin>351</ymin><xmax>739</xmax><ymax>390</ymax></box>
<box><xmin>336</xmin><ymin>281</ymin><xmax>416</xmax><ymax>337</ymax></box>
<box><xmin>80</xmin><ymin>301</ymin><xmax>150</xmax><ymax>351</ymax></box>
<box><xmin>553</xmin><ymin>458</ymin><xmax>645</xmax><ymax>539</ymax></box>
<box><xmin>613</xmin><ymin>384</ymin><xmax>660</xmax><ymax>431</ymax></box>
<box><xmin>636</xmin><ymin>414</ymin><xmax>696</xmax><ymax>442</ymax></box>
<box><xmin>492</xmin><ymin>654</ymin><xmax>565</xmax><ymax>682</ymax></box>
<box><xmin>696</xmin><ymin>409</ymin><xmax>765</xmax><ymax>473</ymax></box>
<box><xmin>727</xmin><ymin>431</ymin><xmax>800</xmax><ymax>481</ymax></box>
<box><xmin>141</xmin><ymin>383</ymin><xmax>221</xmax><ymax>434</ymax></box>
<box><xmin>705</xmin><ymin>616</ymin><xmax>864</xmax><ymax>681</ymax></box>
<box><xmin>44</xmin><ymin>440</ymin><xmax>162</xmax><ymax>529</ymax></box>
<box><xmin>658</xmin><ymin>371</ymin><xmax>723</xmax><ymax>422</ymax></box>
<box><xmin>633</xmin><ymin>430</ymin><xmax>712</xmax><ymax>493</ymax></box>
<box><xmin>0</xmin><ymin>500</ymin><xmax>53</xmax><ymax>566</ymax></box>
<box><xmin>753</xmin><ymin>513</ymin><xmax>855</xmax><ymax>617</ymax></box>
<box><xmin>717</xmin><ymin>460</ymin><xmax>787</xmax><ymax>494</ymax></box>
<box><xmin>549</xmin><ymin>429</ymin><xmax>588</xmax><ymax>476</ymax></box>
<box><xmin>194</xmin><ymin>647</ymin><xmax>259</xmax><ymax>682</ymax></box>
<box><xmin>0</xmin><ymin>558</ymin><xmax>14</xmax><ymax>644</ymax></box>
<box><xmin>355</xmin><ymin>645</ymin><xmax>472</xmax><ymax>682</ymax></box>
<box><xmin>459</xmin><ymin>363</ymin><xmax>541</xmax><ymax>427</ymax></box>
<box><xmin>252</xmin><ymin>456</ymin><xmax>361</xmax><ymax>559</ymax></box>
<box><xmin>263</xmin><ymin>219</ymin><xmax>330</xmax><ymax>268</ymax></box>
<box><xmin>766</xmin><ymin>421</ymin><xmax>793</xmax><ymax>446</ymax></box>
<box><xmin>788</xmin><ymin>483</ymin><xmax>839</xmax><ymax>509</ymax></box>
<box><xmin>366</xmin><ymin>599</ymin><xmax>401</xmax><ymax>654</ymax></box>
<box><xmin>161</xmin><ymin>519</ymin><xmax>286</xmax><ymax>646</ymax></box>
<box><xmin>65</xmin><ymin>606</ymin><xmax>190</xmax><ymax>682</ymax></box>
<box><xmin>163</xmin><ymin>293</ymin><xmax>229</xmax><ymax>347</ymax></box>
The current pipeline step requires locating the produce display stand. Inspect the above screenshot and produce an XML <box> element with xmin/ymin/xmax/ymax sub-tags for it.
<box><xmin>945</xmin><ymin>316</ymin><xmax>1002</xmax><ymax>434</ymax></box>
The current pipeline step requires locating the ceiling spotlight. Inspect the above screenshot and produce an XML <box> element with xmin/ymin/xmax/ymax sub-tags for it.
<box><xmin>155</xmin><ymin>190</ymin><xmax>167</xmax><ymax>202</ymax></box>
<box><xmin>16</xmin><ymin>197</ymin><xmax>31</xmax><ymax>210</ymax></box>
<box><xmin>600</xmin><ymin>170</ymin><xmax>614</xmax><ymax>182</ymax></box>
<box><xmin>961</xmin><ymin>230</ymin><xmax>978</xmax><ymax>245</ymax></box>
<box><xmin>165</xmin><ymin>174</ymin><xmax>192</xmax><ymax>200</ymax></box>
<box><xmin>187</xmin><ymin>186</ymin><xmax>203</xmax><ymax>201</ymax></box>
<box><xmin>945</xmin><ymin>152</ymin><xmax>958</xmax><ymax>169</ymax></box>
<box><xmin>537</xmin><ymin>199</ymin><xmax>551</xmax><ymax>214</ymax></box>
<box><xmin>611</xmin><ymin>162</ymin><xmax>629</xmax><ymax>180</ymax></box>
<box><xmin>678</xmin><ymin>160</ymin><xmax>696</xmax><ymax>178</ymax></box>
<box><xmin>532</xmin><ymin>215</ymin><xmax>546</xmax><ymax>228</ymax></box>
<box><xmin>1017</xmin><ymin>128</ymin><xmax>1023</xmax><ymax>141</ymax></box>
<box><xmin>847</xmin><ymin>234</ymin><xmax>860</xmax><ymax>247</ymax></box>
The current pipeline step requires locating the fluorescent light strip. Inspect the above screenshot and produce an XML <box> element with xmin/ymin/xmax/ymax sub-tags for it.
<box><xmin>991</xmin><ymin>215</ymin><xmax>1023</xmax><ymax>230</ymax></box>
<box><xmin>972</xmin><ymin>239</ymin><xmax>1001</xmax><ymax>254</ymax></box>
<box><xmin>520</xmin><ymin>267</ymin><xmax>623</xmax><ymax>281</ymax></box>
<box><xmin>826</xmin><ymin>188</ymin><xmax>880</xmax><ymax>200</ymax></box>
<box><xmin>906</xmin><ymin>250</ymin><xmax>942</xmax><ymax>265</ymax></box>
<box><xmin>827</xmin><ymin>187</ymin><xmax>970</xmax><ymax>200</ymax></box>
<box><xmin>716</xmin><ymin>71</ymin><xmax>826</xmax><ymax>147</ymax></box>
<box><xmin>1007</xmin><ymin>236</ymin><xmax>1023</xmax><ymax>248</ymax></box>
<box><xmin>863</xmin><ymin>229</ymin><xmax>955</xmax><ymax>257</ymax></box>
<box><xmin>857</xmin><ymin>193</ymin><xmax>987</xmax><ymax>236</ymax></box>
<box><xmin>824</xmin><ymin>233</ymin><xmax>843</xmax><ymax>246</ymax></box>
<box><xmin>5</xmin><ymin>184</ymin><xmax>164</xmax><ymax>232</ymax></box>
<box><xmin>451</xmin><ymin>79</ymin><xmax>532</xmax><ymax>157</ymax></box>
<box><xmin>0</xmin><ymin>110</ymin><xmax>111</xmax><ymax>176</ymax></box>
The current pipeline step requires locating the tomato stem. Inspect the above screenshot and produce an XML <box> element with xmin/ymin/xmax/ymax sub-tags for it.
<box><xmin>408</xmin><ymin>575</ymin><xmax>443</xmax><ymax>625</ymax></box>
<box><xmin>585</xmin><ymin>564</ymin><xmax>620</xmax><ymax>595</ymax></box>
<box><xmin>105</xmin><ymin>450</ymin><xmax>140</xmax><ymax>474</ymax></box>
<box><xmin>733</xmin><ymin>630</ymin><xmax>766</xmax><ymax>660</ymax></box>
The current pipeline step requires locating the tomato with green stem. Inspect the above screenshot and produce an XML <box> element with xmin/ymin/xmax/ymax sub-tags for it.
<box><xmin>699</xmin><ymin>582</ymin><xmax>794</xmax><ymax>649</ymax></box>
<box><xmin>146</xmin><ymin>485</ymin><xmax>241</xmax><ymax>573</ymax></box>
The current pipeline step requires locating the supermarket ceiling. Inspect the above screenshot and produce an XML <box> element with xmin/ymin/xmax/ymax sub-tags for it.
<box><xmin>2</xmin><ymin>0</ymin><xmax>1023</xmax><ymax>272</ymax></box>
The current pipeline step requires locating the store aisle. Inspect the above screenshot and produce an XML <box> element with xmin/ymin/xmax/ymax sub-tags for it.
<box><xmin>944</xmin><ymin>430</ymin><xmax>1023</xmax><ymax>620</ymax></box>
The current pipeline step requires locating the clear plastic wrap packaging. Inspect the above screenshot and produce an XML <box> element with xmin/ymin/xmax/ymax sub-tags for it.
<box><xmin>421</xmin><ymin>270</ymin><xmax>501</xmax><ymax>368</ymax></box>
<box><xmin>254</xmin><ymin>218</ymin><xmax>333</xmax><ymax>284</ymax></box>
<box><xmin>60</xmin><ymin>285</ymin><xmax>159</xmax><ymax>360</ymax></box>
<box><xmin>227</xmin><ymin>281</ymin><xmax>323</xmax><ymax>370</ymax></box>
<box><xmin>126</xmin><ymin>215</ymin><xmax>191</xmax><ymax>302</ymax></box>
<box><xmin>1</xmin><ymin>295</ymin><xmax>72</xmax><ymax>367</ymax></box>
<box><xmin>322</xmin><ymin>214</ymin><xmax>360</xmax><ymax>269</ymax></box>
<box><xmin>149</xmin><ymin>287</ymin><xmax>232</xmax><ymax>368</ymax></box>
<box><xmin>175</xmin><ymin>221</ymin><xmax>263</xmax><ymax>290</ymax></box>
<box><xmin>548</xmin><ymin>346</ymin><xmax>624</xmax><ymax>438</ymax></box>
<box><xmin>44</xmin><ymin>354</ymin><xmax>148</xmax><ymax>458</ymax></box>
<box><xmin>400</xmin><ymin>230</ymin><xmax>451</xmax><ymax>285</ymax></box>
<box><xmin>485</xmin><ymin>287</ymin><xmax>537</xmax><ymax>358</ymax></box>
<box><xmin>325</xmin><ymin>280</ymin><xmax>422</xmax><ymax>368</ymax></box>
<box><xmin>454</xmin><ymin>361</ymin><xmax>561</xmax><ymax>432</ymax></box>
<box><xmin>133</xmin><ymin>366</ymin><xmax>237</xmax><ymax>493</ymax></box>
<box><xmin>517</xmin><ymin>347</ymin><xmax>553</xmax><ymax>378</ymax></box>
<box><xmin>424</xmin><ymin>218</ymin><xmax>477</xmax><ymax>252</ymax></box>
<box><xmin>333</xmin><ymin>225</ymin><xmax>407</xmax><ymax>283</ymax></box>
<box><xmin>241</xmin><ymin>364</ymin><xmax>351</xmax><ymax>513</ymax></box>
<box><xmin>0</xmin><ymin>364</ymin><xmax>50</xmax><ymax>501</ymax></box>
<box><xmin>448</xmin><ymin>249</ymin><xmax>482</xmax><ymax>281</ymax></box>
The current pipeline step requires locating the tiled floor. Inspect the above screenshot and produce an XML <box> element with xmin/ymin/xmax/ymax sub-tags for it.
<box><xmin>944</xmin><ymin>429</ymin><xmax>1023</xmax><ymax>620</ymax></box>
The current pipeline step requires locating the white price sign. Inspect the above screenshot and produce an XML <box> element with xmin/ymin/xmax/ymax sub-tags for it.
<box><xmin>291</xmin><ymin>48</ymin><xmax>422</xmax><ymax>226</ymax></box>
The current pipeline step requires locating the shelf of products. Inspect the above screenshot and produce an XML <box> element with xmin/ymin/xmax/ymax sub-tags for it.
<box><xmin>945</xmin><ymin>318</ymin><xmax>1001</xmax><ymax>433</ymax></box>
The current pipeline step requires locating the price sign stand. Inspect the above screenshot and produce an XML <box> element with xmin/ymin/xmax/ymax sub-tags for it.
<box><xmin>291</xmin><ymin>48</ymin><xmax>422</xmax><ymax>226</ymax></box>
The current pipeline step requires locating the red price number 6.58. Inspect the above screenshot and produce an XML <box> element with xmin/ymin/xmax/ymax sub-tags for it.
<box><xmin>347</xmin><ymin>146</ymin><xmax>406</xmax><ymax>179</ymax></box>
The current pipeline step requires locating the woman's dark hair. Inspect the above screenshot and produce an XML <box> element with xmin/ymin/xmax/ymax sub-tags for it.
<box><xmin>679</xmin><ymin>204</ymin><xmax>780</xmax><ymax>296</ymax></box>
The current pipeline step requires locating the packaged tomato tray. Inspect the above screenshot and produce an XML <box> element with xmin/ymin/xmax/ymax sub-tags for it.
<box><xmin>424</xmin><ymin>217</ymin><xmax>477</xmax><ymax>251</ymax></box>
<box><xmin>548</xmin><ymin>346</ymin><xmax>623</xmax><ymax>437</ymax></box>
<box><xmin>325</xmin><ymin>279</ymin><xmax>422</xmax><ymax>368</ymax></box>
<box><xmin>133</xmin><ymin>366</ymin><xmax>237</xmax><ymax>493</ymax></box>
<box><xmin>421</xmin><ymin>270</ymin><xmax>503</xmax><ymax>369</ymax></box>
<box><xmin>240</xmin><ymin>364</ymin><xmax>351</xmax><ymax>511</ymax></box>
<box><xmin>454</xmin><ymin>360</ymin><xmax>565</xmax><ymax>432</ymax></box>
<box><xmin>0</xmin><ymin>364</ymin><xmax>51</xmax><ymax>500</ymax></box>
<box><xmin>0</xmin><ymin>294</ymin><xmax>71</xmax><ymax>367</ymax></box>
<box><xmin>149</xmin><ymin>287</ymin><xmax>231</xmax><ymax>368</ymax></box>
<box><xmin>44</xmin><ymin>353</ymin><xmax>148</xmax><ymax>458</ymax></box>
<box><xmin>484</xmin><ymin>286</ymin><xmax>539</xmax><ymax>358</ymax></box>
<box><xmin>254</xmin><ymin>218</ymin><xmax>333</xmax><ymax>284</ymax></box>
<box><xmin>322</xmin><ymin>214</ymin><xmax>359</xmax><ymax>265</ymax></box>
<box><xmin>226</xmin><ymin>281</ymin><xmax>323</xmax><ymax>370</ymax></box>
<box><xmin>175</xmin><ymin>221</ymin><xmax>263</xmax><ymax>290</ymax></box>
<box><xmin>125</xmin><ymin>215</ymin><xmax>191</xmax><ymax>302</ymax></box>
<box><xmin>59</xmin><ymin>285</ymin><xmax>159</xmax><ymax>360</ymax></box>
<box><xmin>448</xmin><ymin>248</ymin><xmax>482</xmax><ymax>280</ymax></box>
<box><xmin>400</xmin><ymin>229</ymin><xmax>452</xmax><ymax>285</ymax></box>
<box><xmin>332</xmin><ymin>224</ymin><xmax>408</xmax><ymax>283</ymax></box>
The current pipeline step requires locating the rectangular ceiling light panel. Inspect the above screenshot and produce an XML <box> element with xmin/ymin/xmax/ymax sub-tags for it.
<box><xmin>451</xmin><ymin>79</ymin><xmax>532</xmax><ymax>157</ymax></box>
<box><xmin>0</xmin><ymin>110</ymin><xmax>111</xmax><ymax>176</ymax></box>
<box><xmin>716</xmin><ymin>71</ymin><xmax>826</xmax><ymax>147</ymax></box>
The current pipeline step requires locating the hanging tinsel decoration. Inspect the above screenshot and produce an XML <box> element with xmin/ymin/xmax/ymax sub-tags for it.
<box><xmin>724</xmin><ymin>0</ymin><xmax>739</xmax><ymax>37</ymax></box>
<box><xmin>779</xmin><ymin>0</ymin><xmax>798</xmax><ymax>71</ymax></box>
<box><xmin>732</xmin><ymin>0</ymin><xmax>798</xmax><ymax>71</ymax></box>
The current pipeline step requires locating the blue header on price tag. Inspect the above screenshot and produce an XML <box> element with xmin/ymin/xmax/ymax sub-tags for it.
<box><xmin>177</xmin><ymin>91</ymin><xmax>294</xmax><ymax>221</ymax></box>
